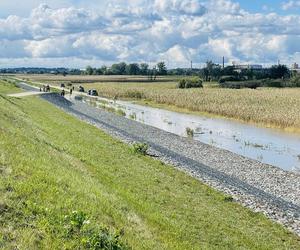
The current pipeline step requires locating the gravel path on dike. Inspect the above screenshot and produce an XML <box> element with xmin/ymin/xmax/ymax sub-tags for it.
<box><xmin>16</xmin><ymin>83</ymin><xmax>300</xmax><ymax>236</ymax></box>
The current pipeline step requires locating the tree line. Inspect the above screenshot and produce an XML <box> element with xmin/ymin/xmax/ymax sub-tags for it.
<box><xmin>84</xmin><ymin>62</ymin><xmax>167</xmax><ymax>76</ymax></box>
<box><xmin>0</xmin><ymin>61</ymin><xmax>295</xmax><ymax>83</ymax></box>
<box><xmin>83</xmin><ymin>61</ymin><xmax>292</xmax><ymax>81</ymax></box>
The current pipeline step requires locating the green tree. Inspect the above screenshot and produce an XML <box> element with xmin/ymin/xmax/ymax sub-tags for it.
<box><xmin>85</xmin><ymin>66</ymin><xmax>93</xmax><ymax>75</ymax></box>
<box><xmin>140</xmin><ymin>63</ymin><xmax>149</xmax><ymax>75</ymax></box>
<box><xmin>111</xmin><ymin>62</ymin><xmax>127</xmax><ymax>75</ymax></box>
<box><xmin>157</xmin><ymin>62</ymin><xmax>167</xmax><ymax>75</ymax></box>
<box><xmin>94</xmin><ymin>68</ymin><xmax>103</xmax><ymax>75</ymax></box>
<box><xmin>270</xmin><ymin>65</ymin><xmax>289</xmax><ymax>79</ymax></box>
<box><xmin>126</xmin><ymin>63</ymin><xmax>140</xmax><ymax>75</ymax></box>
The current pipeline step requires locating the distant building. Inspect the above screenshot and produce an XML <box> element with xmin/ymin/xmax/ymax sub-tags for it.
<box><xmin>291</xmin><ymin>63</ymin><xmax>300</xmax><ymax>72</ymax></box>
<box><xmin>233</xmin><ymin>63</ymin><xmax>263</xmax><ymax>70</ymax></box>
<box><xmin>232</xmin><ymin>62</ymin><xmax>263</xmax><ymax>73</ymax></box>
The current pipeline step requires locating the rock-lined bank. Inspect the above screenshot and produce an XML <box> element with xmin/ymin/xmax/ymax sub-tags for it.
<box><xmin>16</xmin><ymin>82</ymin><xmax>300</xmax><ymax>236</ymax></box>
<box><xmin>38</xmin><ymin>93</ymin><xmax>300</xmax><ymax>236</ymax></box>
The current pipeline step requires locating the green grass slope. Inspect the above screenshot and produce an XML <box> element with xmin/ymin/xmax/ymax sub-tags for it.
<box><xmin>0</xmin><ymin>82</ymin><xmax>300</xmax><ymax>249</ymax></box>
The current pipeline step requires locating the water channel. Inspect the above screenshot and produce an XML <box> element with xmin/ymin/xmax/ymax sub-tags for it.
<box><xmin>69</xmin><ymin>94</ymin><xmax>300</xmax><ymax>173</ymax></box>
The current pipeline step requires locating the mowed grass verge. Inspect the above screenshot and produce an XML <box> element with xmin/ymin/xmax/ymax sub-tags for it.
<box><xmin>0</xmin><ymin>82</ymin><xmax>300</xmax><ymax>249</ymax></box>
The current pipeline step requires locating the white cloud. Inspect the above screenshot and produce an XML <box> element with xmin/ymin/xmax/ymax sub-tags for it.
<box><xmin>282</xmin><ymin>1</ymin><xmax>300</xmax><ymax>10</ymax></box>
<box><xmin>0</xmin><ymin>0</ymin><xmax>300</xmax><ymax>67</ymax></box>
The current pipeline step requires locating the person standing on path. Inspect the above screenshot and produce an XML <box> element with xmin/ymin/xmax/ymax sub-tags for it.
<box><xmin>70</xmin><ymin>88</ymin><xmax>73</xmax><ymax>95</ymax></box>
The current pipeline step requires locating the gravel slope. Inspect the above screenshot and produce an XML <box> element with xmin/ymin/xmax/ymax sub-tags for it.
<box><xmin>16</xmin><ymin>83</ymin><xmax>300</xmax><ymax>236</ymax></box>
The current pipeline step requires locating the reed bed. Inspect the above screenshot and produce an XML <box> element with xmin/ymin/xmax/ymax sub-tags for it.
<box><xmin>85</xmin><ymin>82</ymin><xmax>300</xmax><ymax>131</ymax></box>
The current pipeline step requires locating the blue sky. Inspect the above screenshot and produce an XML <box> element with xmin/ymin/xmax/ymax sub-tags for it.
<box><xmin>0</xmin><ymin>0</ymin><xmax>300</xmax><ymax>68</ymax></box>
<box><xmin>238</xmin><ymin>0</ymin><xmax>300</xmax><ymax>14</ymax></box>
<box><xmin>0</xmin><ymin>0</ymin><xmax>296</xmax><ymax>17</ymax></box>
<box><xmin>239</xmin><ymin>0</ymin><xmax>280</xmax><ymax>12</ymax></box>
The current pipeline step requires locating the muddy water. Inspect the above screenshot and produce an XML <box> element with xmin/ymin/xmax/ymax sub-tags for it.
<box><xmin>71</xmin><ymin>95</ymin><xmax>300</xmax><ymax>173</ymax></box>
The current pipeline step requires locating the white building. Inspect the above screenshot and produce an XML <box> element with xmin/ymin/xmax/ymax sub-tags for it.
<box><xmin>232</xmin><ymin>62</ymin><xmax>263</xmax><ymax>73</ymax></box>
<box><xmin>291</xmin><ymin>63</ymin><xmax>300</xmax><ymax>72</ymax></box>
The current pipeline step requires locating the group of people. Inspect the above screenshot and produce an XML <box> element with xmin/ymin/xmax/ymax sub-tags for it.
<box><xmin>40</xmin><ymin>85</ymin><xmax>50</xmax><ymax>92</ymax></box>
<box><xmin>61</xmin><ymin>85</ymin><xmax>75</xmax><ymax>97</ymax></box>
<box><xmin>39</xmin><ymin>83</ymin><xmax>76</xmax><ymax>98</ymax></box>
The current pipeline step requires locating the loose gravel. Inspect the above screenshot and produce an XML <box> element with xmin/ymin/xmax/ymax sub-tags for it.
<box><xmin>16</xmin><ymin>83</ymin><xmax>300</xmax><ymax>236</ymax></box>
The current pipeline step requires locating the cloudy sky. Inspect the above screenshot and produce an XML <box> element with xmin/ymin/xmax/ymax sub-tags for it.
<box><xmin>1</xmin><ymin>0</ymin><xmax>300</xmax><ymax>68</ymax></box>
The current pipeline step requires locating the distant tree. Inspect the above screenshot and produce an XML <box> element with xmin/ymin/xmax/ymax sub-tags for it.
<box><xmin>100</xmin><ymin>66</ymin><xmax>108</xmax><ymax>75</ymax></box>
<box><xmin>148</xmin><ymin>67</ymin><xmax>157</xmax><ymax>81</ymax></box>
<box><xmin>242</xmin><ymin>69</ymin><xmax>254</xmax><ymax>80</ymax></box>
<box><xmin>140</xmin><ymin>63</ymin><xmax>149</xmax><ymax>75</ymax></box>
<box><xmin>111</xmin><ymin>62</ymin><xmax>127</xmax><ymax>75</ymax></box>
<box><xmin>211</xmin><ymin>65</ymin><xmax>222</xmax><ymax>80</ymax></box>
<box><xmin>157</xmin><ymin>62</ymin><xmax>167</xmax><ymax>75</ymax></box>
<box><xmin>85</xmin><ymin>65</ymin><xmax>93</xmax><ymax>75</ymax></box>
<box><xmin>206</xmin><ymin>60</ymin><xmax>215</xmax><ymax>81</ymax></box>
<box><xmin>126</xmin><ymin>63</ymin><xmax>140</xmax><ymax>75</ymax></box>
<box><xmin>94</xmin><ymin>68</ymin><xmax>103</xmax><ymax>75</ymax></box>
<box><xmin>270</xmin><ymin>65</ymin><xmax>289</xmax><ymax>79</ymax></box>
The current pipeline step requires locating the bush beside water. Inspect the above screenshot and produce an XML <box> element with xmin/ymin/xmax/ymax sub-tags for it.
<box><xmin>177</xmin><ymin>77</ymin><xmax>203</xmax><ymax>89</ymax></box>
<box><xmin>132</xmin><ymin>143</ymin><xmax>149</xmax><ymax>155</ymax></box>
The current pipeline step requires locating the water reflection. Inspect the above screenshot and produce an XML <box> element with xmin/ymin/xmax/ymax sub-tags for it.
<box><xmin>71</xmin><ymin>95</ymin><xmax>300</xmax><ymax>173</ymax></box>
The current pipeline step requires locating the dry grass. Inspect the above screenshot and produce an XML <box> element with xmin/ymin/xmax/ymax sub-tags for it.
<box><xmin>13</xmin><ymin>74</ymin><xmax>300</xmax><ymax>131</ymax></box>
<box><xmin>15</xmin><ymin>74</ymin><xmax>179</xmax><ymax>84</ymax></box>
<box><xmin>84</xmin><ymin>82</ymin><xmax>300</xmax><ymax>132</ymax></box>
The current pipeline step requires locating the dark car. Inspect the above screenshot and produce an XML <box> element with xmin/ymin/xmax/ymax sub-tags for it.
<box><xmin>88</xmin><ymin>89</ymin><xmax>98</xmax><ymax>96</ymax></box>
<box><xmin>60</xmin><ymin>83</ymin><xmax>65</xmax><ymax>88</ymax></box>
<box><xmin>78</xmin><ymin>86</ymin><xmax>85</xmax><ymax>92</ymax></box>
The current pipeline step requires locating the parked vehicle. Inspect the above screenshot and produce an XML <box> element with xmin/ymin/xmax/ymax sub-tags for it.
<box><xmin>60</xmin><ymin>83</ymin><xmax>65</xmax><ymax>88</ymax></box>
<box><xmin>88</xmin><ymin>89</ymin><xmax>98</xmax><ymax>96</ymax></box>
<box><xmin>78</xmin><ymin>86</ymin><xmax>85</xmax><ymax>92</ymax></box>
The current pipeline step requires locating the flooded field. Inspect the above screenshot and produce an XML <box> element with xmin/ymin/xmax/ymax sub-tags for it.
<box><xmin>70</xmin><ymin>95</ymin><xmax>300</xmax><ymax>173</ymax></box>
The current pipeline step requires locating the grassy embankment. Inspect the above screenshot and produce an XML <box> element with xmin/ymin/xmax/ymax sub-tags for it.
<box><xmin>1</xmin><ymin>81</ymin><xmax>300</xmax><ymax>249</ymax></box>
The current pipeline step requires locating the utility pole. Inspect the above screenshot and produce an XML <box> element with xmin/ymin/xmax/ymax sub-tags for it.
<box><xmin>191</xmin><ymin>61</ymin><xmax>193</xmax><ymax>70</ymax></box>
<box><xmin>222</xmin><ymin>56</ymin><xmax>225</xmax><ymax>69</ymax></box>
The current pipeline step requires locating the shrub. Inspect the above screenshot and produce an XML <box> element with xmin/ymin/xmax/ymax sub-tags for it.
<box><xmin>186</xmin><ymin>127</ymin><xmax>194</xmax><ymax>137</ymax></box>
<box><xmin>132</xmin><ymin>143</ymin><xmax>149</xmax><ymax>155</ymax></box>
<box><xmin>224</xmin><ymin>196</ymin><xmax>234</xmax><ymax>202</ymax></box>
<box><xmin>262</xmin><ymin>79</ymin><xmax>283</xmax><ymax>88</ymax></box>
<box><xmin>220</xmin><ymin>81</ymin><xmax>261</xmax><ymax>89</ymax></box>
<box><xmin>177</xmin><ymin>79</ymin><xmax>186</xmax><ymax>89</ymax></box>
<box><xmin>219</xmin><ymin>75</ymin><xmax>242</xmax><ymax>83</ymax></box>
<box><xmin>64</xmin><ymin>211</ymin><xmax>90</xmax><ymax>234</ymax></box>
<box><xmin>116</xmin><ymin>109</ymin><xmax>126</xmax><ymax>116</ymax></box>
<box><xmin>177</xmin><ymin>77</ymin><xmax>203</xmax><ymax>89</ymax></box>
<box><xmin>83</xmin><ymin>227</ymin><xmax>129</xmax><ymax>250</ymax></box>
<box><xmin>64</xmin><ymin>211</ymin><xmax>129</xmax><ymax>249</ymax></box>
<box><xmin>129</xmin><ymin>113</ymin><xmax>137</xmax><ymax>120</ymax></box>
<box><xmin>289</xmin><ymin>75</ymin><xmax>300</xmax><ymax>87</ymax></box>
<box><xmin>261</xmin><ymin>77</ymin><xmax>300</xmax><ymax>88</ymax></box>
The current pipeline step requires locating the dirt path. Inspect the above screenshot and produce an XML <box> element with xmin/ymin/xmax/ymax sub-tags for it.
<box><xmin>8</xmin><ymin>91</ymin><xmax>45</xmax><ymax>97</ymax></box>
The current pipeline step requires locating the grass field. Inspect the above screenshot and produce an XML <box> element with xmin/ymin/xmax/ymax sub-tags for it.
<box><xmin>16</xmin><ymin>74</ymin><xmax>180</xmax><ymax>84</ymax></box>
<box><xmin>14</xmin><ymin>74</ymin><xmax>300</xmax><ymax>133</ymax></box>
<box><xmin>1</xmin><ymin>81</ymin><xmax>300</xmax><ymax>249</ymax></box>
<box><xmin>84</xmin><ymin>82</ymin><xmax>300</xmax><ymax>133</ymax></box>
